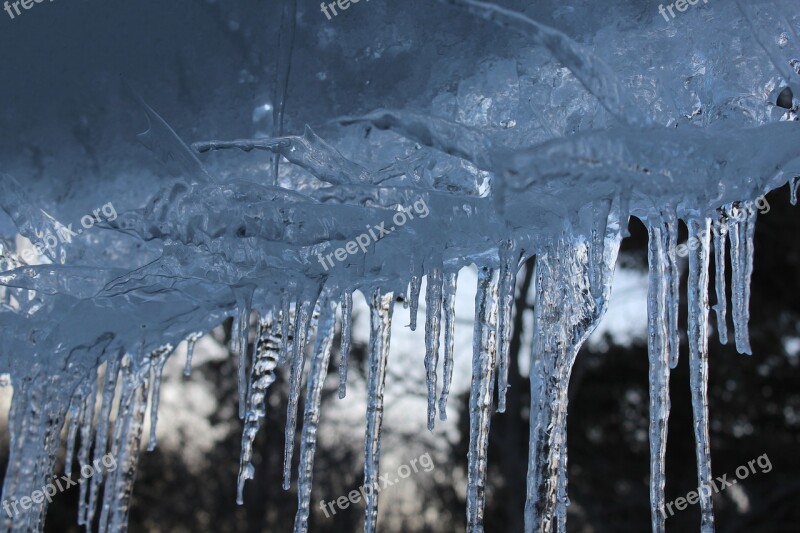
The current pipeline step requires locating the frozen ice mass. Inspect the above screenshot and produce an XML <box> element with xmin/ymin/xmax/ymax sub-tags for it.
<box><xmin>0</xmin><ymin>0</ymin><xmax>799</xmax><ymax>531</ymax></box>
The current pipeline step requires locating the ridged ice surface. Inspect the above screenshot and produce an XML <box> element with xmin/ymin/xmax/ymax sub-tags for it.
<box><xmin>0</xmin><ymin>0</ymin><xmax>798</xmax><ymax>531</ymax></box>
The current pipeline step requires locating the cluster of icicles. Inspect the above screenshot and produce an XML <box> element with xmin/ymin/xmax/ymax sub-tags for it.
<box><xmin>5</xmin><ymin>185</ymin><xmax>797</xmax><ymax>533</ymax></box>
<box><xmin>2</xmin><ymin>0</ymin><xmax>799</xmax><ymax>531</ymax></box>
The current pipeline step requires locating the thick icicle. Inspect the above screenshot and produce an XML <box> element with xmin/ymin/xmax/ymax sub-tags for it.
<box><xmin>686</xmin><ymin>218</ymin><xmax>714</xmax><ymax>533</ymax></box>
<box><xmin>664</xmin><ymin>211</ymin><xmax>681</xmax><ymax>369</ymax></box>
<box><xmin>293</xmin><ymin>298</ymin><xmax>336</xmax><ymax>532</ymax></box>
<box><xmin>338</xmin><ymin>290</ymin><xmax>353</xmax><ymax>399</ymax></box>
<box><xmin>466</xmin><ymin>267</ymin><xmax>499</xmax><ymax>532</ymax></box>
<box><xmin>99</xmin><ymin>353</ymin><xmax>151</xmax><ymax>533</ymax></box>
<box><xmin>438</xmin><ymin>270</ymin><xmax>458</xmax><ymax>420</ymax></box>
<box><xmin>83</xmin><ymin>356</ymin><xmax>121</xmax><ymax>528</ymax></box>
<box><xmin>525</xmin><ymin>223</ymin><xmax>621</xmax><ymax>533</ymax></box>
<box><xmin>235</xmin><ymin>286</ymin><xmax>255</xmax><ymax>419</ymax></box>
<box><xmin>147</xmin><ymin>345</ymin><xmax>173</xmax><ymax>451</ymax></box>
<box><xmin>496</xmin><ymin>241</ymin><xmax>517</xmax><ymax>413</ymax></box>
<box><xmin>712</xmin><ymin>213</ymin><xmax>728</xmax><ymax>345</ymax></box>
<box><xmin>0</xmin><ymin>375</ymin><xmax>71</xmax><ymax>532</ymax></box>
<box><xmin>790</xmin><ymin>176</ymin><xmax>799</xmax><ymax>205</ymax></box>
<box><xmin>363</xmin><ymin>290</ymin><xmax>394</xmax><ymax>533</ymax></box>
<box><xmin>728</xmin><ymin>202</ymin><xmax>755</xmax><ymax>355</ymax></box>
<box><xmin>237</xmin><ymin>311</ymin><xmax>280</xmax><ymax>504</ymax></box>
<box><xmin>645</xmin><ymin>219</ymin><xmax>672</xmax><ymax>533</ymax></box>
<box><xmin>424</xmin><ymin>266</ymin><xmax>443</xmax><ymax>429</ymax></box>
<box><xmin>283</xmin><ymin>294</ymin><xmax>318</xmax><ymax>490</ymax></box>
<box><xmin>183</xmin><ymin>332</ymin><xmax>203</xmax><ymax>377</ymax></box>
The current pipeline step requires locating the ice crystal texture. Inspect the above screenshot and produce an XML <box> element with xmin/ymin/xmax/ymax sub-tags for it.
<box><xmin>0</xmin><ymin>0</ymin><xmax>798</xmax><ymax>531</ymax></box>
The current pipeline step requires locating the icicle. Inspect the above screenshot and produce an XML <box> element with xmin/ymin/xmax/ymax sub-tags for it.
<box><xmin>99</xmin><ymin>353</ymin><xmax>151</xmax><ymax>533</ymax></box>
<box><xmin>280</xmin><ymin>288</ymin><xmax>294</xmax><ymax>365</ymax></box>
<box><xmin>235</xmin><ymin>286</ymin><xmax>255</xmax><ymax>419</ymax></box>
<box><xmin>0</xmin><ymin>376</ymin><xmax>70</xmax><ymax>531</ymax></box>
<box><xmin>790</xmin><ymin>176</ymin><xmax>799</xmax><ymax>205</ymax></box>
<box><xmin>147</xmin><ymin>345</ymin><xmax>172</xmax><ymax>451</ymax></box>
<box><xmin>230</xmin><ymin>316</ymin><xmax>240</xmax><ymax>355</ymax></box>
<box><xmin>77</xmin><ymin>373</ymin><xmax>98</xmax><ymax>527</ymax></box>
<box><xmin>438</xmin><ymin>270</ymin><xmax>458</xmax><ymax>420</ymax></box>
<box><xmin>293</xmin><ymin>298</ymin><xmax>337</xmax><ymax>532</ymax></box>
<box><xmin>664</xmin><ymin>211</ymin><xmax>681</xmax><ymax>369</ymax></box>
<box><xmin>424</xmin><ymin>266</ymin><xmax>443</xmax><ymax>429</ymax></box>
<box><xmin>741</xmin><ymin>202</ymin><xmax>756</xmax><ymax>353</ymax></box>
<box><xmin>408</xmin><ymin>272</ymin><xmax>421</xmax><ymax>331</ymax></box>
<box><xmin>83</xmin><ymin>355</ymin><xmax>121</xmax><ymax>528</ymax></box>
<box><xmin>183</xmin><ymin>331</ymin><xmax>203</xmax><ymax>377</ymax></box>
<box><xmin>645</xmin><ymin>219</ymin><xmax>672</xmax><ymax>533</ymax></box>
<box><xmin>63</xmin><ymin>392</ymin><xmax>84</xmax><ymax>477</ymax></box>
<box><xmin>363</xmin><ymin>290</ymin><xmax>394</xmax><ymax>533</ymax></box>
<box><xmin>728</xmin><ymin>202</ymin><xmax>755</xmax><ymax>355</ymax></box>
<box><xmin>525</xmin><ymin>229</ymin><xmax>621</xmax><ymax>533</ymax></box>
<box><xmin>497</xmin><ymin>241</ymin><xmax>517</xmax><ymax>413</ymax></box>
<box><xmin>686</xmin><ymin>218</ymin><xmax>715</xmax><ymax>533</ymax></box>
<box><xmin>466</xmin><ymin>267</ymin><xmax>500</xmax><ymax>532</ymax></box>
<box><xmin>237</xmin><ymin>312</ymin><xmax>280</xmax><ymax>504</ymax></box>
<box><xmin>338</xmin><ymin>290</ymin><xmax>353</xmax><ymax>399</ymax></box>
<box><xmin>712</xmin><ymin>213</ymin><xmax>728</xmax><ymax>345</ymax></box>
<box><xmin>283</xmin><ymin>295</ymin><xmax>317</xmax><ymax>490</ymax></box>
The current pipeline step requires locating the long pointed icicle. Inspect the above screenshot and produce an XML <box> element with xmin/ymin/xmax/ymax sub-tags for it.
<box><xmin>77</xmin><ymin>372</ymin><xmax>98</xmax><ymax>526</ymax></box>
<box><xmin>338</xmin><ymin>290</ymin><xmax>353</xmax><ymax>399</ymax></box>
<box><xmin>147</xmin><ymin>345</ymin><xmax>173</xmax><ymax>451</ymax></box>
<box><xmin>790</xmin><ymin>176</ymin><xmax>799</xmax><ymax>205</ymax></box>
<box><xmin>438</xmin><ymin>271</ymin><xmax>458</xmax><ymax>420</ymax></box>
<box><xmin>645</xmin><ymin>219</ymin><xmax>672</xmax><ymax>533</ymax></box>
<box><xmin>424</xmin><ymin>266</ymin><xmax>444</xmax><ymax>430</ymax></box>
<box><xmin>497</xmin><ymin>241</ymin><xmax>517</xmax><ymax>413</ymax></box>
<box><xmin>712</xmin><ymin>213</ymin><xmax>728</xmax><ymax>345</ymax></box>
<box><xmin>294</xmin><ymin>298</ymin><xmax>337</xmax><ymax>532</ymax></box>
<box><xmin>83</xmin><ymin>356</ymin><xmax>121</xmax><ymax>527</ymax></box>
<box><xmin>740</xmin><ymin>202</ymin><xmax>756</xmax><ymax>354</ymax></box>
<box><xmin>237</xmin><ymin>312</ymin><xmax>280</xmax><ymax>504</ymax></box>
<box><xmin>664</xmin><ymin>211</ymin><xmax>681</xmax><ymax>369</ymax></box>
<box><xmin>466</xmin><ymin>267</ymin><xmax>500</xmax><ymax>532</ymax></box>
<box><xmin>280</xmin><ymin>289</ymin><xmax>293</xmax><ymax>365</ymax></box>
<box><xmin>235</xmin><ymin>286</ymin><xmax>255</xmax><ymax>419</ymax></box>
<box><xmin>283</xmin><ymin>296</ymin><xmax>317</xmax><ymax>490</ymax></box>
<box><xmin>686</xmin><ymin>218</ymin><xmax>715</xmax><ymax>533</ymax></box>
<box><xmin>63</xmin><ymin>392</ymin><xmax>84</xmax><ymax>477</ymax></box>
<box><xmin>363</xmin><ymin>290</ymin><xmax>394</xmax><ymax>533</ymax></box>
